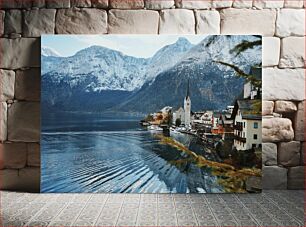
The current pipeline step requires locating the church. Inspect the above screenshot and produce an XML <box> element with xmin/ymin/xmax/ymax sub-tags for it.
<box><xmin>172</xmin><ymin>80</ymin><xmax>192</xmax><ymax>128</ymax></box>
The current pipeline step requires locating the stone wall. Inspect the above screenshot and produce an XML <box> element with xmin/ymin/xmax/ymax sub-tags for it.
<box><xmin>0</xmin><ymin>0</ymin><xmax>305</xmax><ymax>192</ymax></box>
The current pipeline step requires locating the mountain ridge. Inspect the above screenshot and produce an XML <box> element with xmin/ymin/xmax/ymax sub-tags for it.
<box><xmin>42</xmin><ymin>36</ymin><xmax>262</xmax><ymax>114</ymax></box>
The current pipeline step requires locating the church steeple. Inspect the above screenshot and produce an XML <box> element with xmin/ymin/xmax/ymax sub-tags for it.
<box><xmin>184</xmin><ymin>79</ymin><xmax>191</xmax><ymax>128</ymax></box>
<box><xmin>186</xmin><ymin>79</ymin><xmax>190</xmax><ymax>99</ymax></box>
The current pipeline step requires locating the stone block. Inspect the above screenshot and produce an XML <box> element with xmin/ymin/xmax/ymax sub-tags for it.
<box><xmin>56</xmin><ymin>8</ymin><xmax>107</xmax><ymax>34</ymax></box>
<box><xmin>262</xmin><ymin>117</ymin><xmax>294</xmax><ymax>142</ymax></box>
<box><xmin>0</xmin><ymin>102</ymin><xmax>7</xmax><ymax>142</ymax></box>
<box><xmin>15</xmin><ymin>68</ymin><xmax>41</xmax><ymax>101</ymax></box>
<box><xmin>0</xmin><ymin>169</ymin><xmax>18</xmax><ymax>189</ymax></box>
<box><xmin>108</xmin><ymin>10</ymin><xmax>159</xmax><ymax>34</ymax></box>
<box><xmin>262</xmin><ymin>37</ymin><xmax>280</xmax><ymax>66</ymax></box>
<box><xmin>294</xmin><ymin>101</ymin><xmax>305</xmax><ymax>141</ymax></box>
<box><xmin>0</xmin><ymin>10</ymin><xmax>4</xmax><ymax>35</ymax></box>
<box><xmin>301</xmin><ymin>142</ymin><xmax>305</xmax><ymax>165</ymax></box>
<box><xmin>4</xmin><ymin>9</ymin><xmax>22</xmax><ymax>34</ymax></box>
<box><xmin>262</xmin><ymin>101</ymin><xmax>274</xmax><ymax>115</ymax></box>
<box><xmin>0</xmin><ymin>69</ymin><xmax>15</xmax><ymax>102</ymax></box>
<box><xmin>0</xmin><ymin>38</ymin><xmax>40</xmax><ymax>69</ymax></box>
<box><xmin>0</xmin><ymin>0</ymin><xmax>32</xmax><ymax>9</ymax></box>
<box><xmin>274</xmin><ymin>101</ymin><xmax>297</xmax><ymax>113</ymax></box>
<box><xmin>262</xmin><ymin>68</ymin><xmax>305</xmax><ymax>101</ymax></box>
<box><xmin>262</xmin><ymin>143</ymin><xmax>277</xmax><ymax>166</ymax></box>
<box><xmin>46</xmin><ymin>0</ymin><xmax>70</xmax><ymax>8</ymax></box>
<box><xmin>288</xmin><ymin>166</ymin><xmax>304</xmax><ymax>189</ymax></box>
<box><xmin>284</xmin><ymin>0</ymin><xmax>304</xmax><ymax>8</ymax></box>
<box><xmin>71</xmin><ymin>0</ymin><xmax>91</xmax><ymax>7</ymax></box>
<box><xmin>245</xmin><ymin>176</ymin><xmax>262</xmax><ymax>192</ymax></box>
<box><xmin>109</xmin><ymin>0</ymin><xmax>144</xmax><ymax>8</ymax></box>
<box><xmin>253</xmin><ymin>0</ymin><xmax>284</xmax><ymax>8</ymax></box>
<box><xmin>276</xmin><ymin>9</ymin><xmax>305</xmax><ymax>37</ymax></box>
<box><xmin>280</xmin><ymin>37</ymin><xmax>305</xmax><ymax>68</ymax></box>
<box><xmin>23</xmin><ymin>9</ymin><xmax>56</xmax><ymax>37</ymax></box>
<box><xmin>195</xmin><ymin>10</ymin><xmax>220</xmax><ymax>34</ymax></box>
<box><xmin>0</xmin><ymin>167</ymin><xmax>40</xmax><ymax>192</ymax></box>
<box><xmin>145</xmin><ymin>0</ymin><xmax>175</xmax><ymax>9</ymax></box>
<box><xmin>27</xmin><ymin>143</ymin><xmax>40</xmax><ymax>167</ymax></box>
<box><xmin>220</xmin><ymin>9</ymin><xmax>276</xmax><ymax>36</ymax></box>
<box><xmin>262</xmin><ymin>166</ymin><xmax>287</xmax><ymax>189</ymax></box>
<box><xmin>0</xmin><ymin>142</ymin><xmax>27</xmax><ymax>169</ymax></box>
<box><xmin>212</xmin><ymin>0</ymin><xmax>232</xmax><ymax>8</ymax></box>
<box><xmin>32</xmin><ymin>0</ymin><xmax>46</xmax><ymax>8</ymax></box>
<box><xmin>159</xmin><ymin>9</ymin><xmax>195</xmax><ymax>34</ymax></box>
<box><xmin>232</xmin><ymin>0</ymin><xmax>253</xmax><ymax>8</ymax></box>
<box><xmin>8</xmin><ymin>102</ymin><xmax>40</xmax><ymax>142</ymax></box>
<box><xmin>278</xmin><ymin>141</ymin><xmax>301</xmax><ymax>167</ymax></box>
<box><xmin>91</xmin><ymin>0</ymin><xmax>108</xmax><ymax>8</ymax></box>
<box><xmin>175</xmin><ymin>0</ymin><xmax>212</xmax><ymax>8</ymax></box>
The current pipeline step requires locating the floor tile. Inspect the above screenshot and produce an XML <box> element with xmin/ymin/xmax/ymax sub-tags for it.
<box><xmin>0</xmin><ymin>190</ymin><xmax>304</xmax><ymax>227</ymax></box>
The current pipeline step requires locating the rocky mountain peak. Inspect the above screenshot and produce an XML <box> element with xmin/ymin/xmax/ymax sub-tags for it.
<box><xmin>41</xmin><ymin>46</ymin><xmax>62</xmax><ymax>57</ymax></box>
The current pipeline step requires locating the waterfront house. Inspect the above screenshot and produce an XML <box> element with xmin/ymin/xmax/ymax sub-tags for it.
<box><xmin>191</xmin><ymin>111</ymin><xmax>214</xmax><ymax>133</ymax></box>
<box><xmin>172</xmin><ymin>107</ymin><xmax>185</xmax><ymax>125</ymax></box>
<box><xmin>244</xmin><ymin>67</ymin><xmax>262</xmax><ymax>100</ymax></box>
<box><xmin>211</xmin><ymin>112</ymin><xmax>223</xmax><ymax>135</ymax></box>
<box><xmin>231</xmin><ymin>99</ymin><xmax>262</xmax><ymax>151</ymax></box>
<box><xmin>220</xmin><ymin>113</ymin><xmax>234</xmax><ymax>140</ymax></box>
<box><xmin>200</xmin><ymin>111</ymin><xmax>214</xmax><ymax>127</ymax></box>
<box><xmin>226</xmin><ymin>105</ymin><xmax>234</xmax><ymax>114</ymax></box>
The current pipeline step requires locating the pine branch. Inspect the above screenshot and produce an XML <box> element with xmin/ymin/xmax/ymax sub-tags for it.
<box><xmin>205</xmin><ymin>36</ymin><xmax>218</xmax><ymax>47</ymax></box>
<box><xmin>230</xmin><ymin>40</ymin><xmax>262</xmax><ymax>56</ymax></box>
<box><xmin>213</xmin><ymin>60</ymin><xmax>262</xmax><ymax>88</ymax></box>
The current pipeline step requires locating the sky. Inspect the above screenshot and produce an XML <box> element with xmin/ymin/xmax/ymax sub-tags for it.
<box><xmin>41</xmin><ymin>35</ymin><xmax>207</xmax><ymax>58</ymax></box>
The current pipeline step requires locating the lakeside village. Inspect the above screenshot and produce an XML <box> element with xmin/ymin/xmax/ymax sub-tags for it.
<box><xmin>140</xmin><ymin>68</ymin><xmax>262</xmax><ymax>171</ymax></box>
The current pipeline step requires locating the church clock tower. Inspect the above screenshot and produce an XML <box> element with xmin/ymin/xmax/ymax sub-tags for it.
<box><xmin>184</xmin><ymin>79</ymin><xmax>191</xmax><ymax>128</ymax></box>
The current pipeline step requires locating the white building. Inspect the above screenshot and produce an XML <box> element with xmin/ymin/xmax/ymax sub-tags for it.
<box><xmin>231</xmin><ymin>100</ymin><xmax>262</xmax><ymax>151</ymax></box>
<box><xmin>173</xmin><ymin>80</ymin><xmax>192</xmax><ymax>127</ymax></box>
<box><xmin>244</xmin><ymin>67</ymin><xmax>262</xmax><ymax>100</ymax></box>
<box><xmin>172</xmin><ymin>107</ymin><xmax>185</xmax><ymax>125</ymax></box>
<box><xmin>226</xmin><ymin>106</ymin><xmax>234</xmax><ymax>114</ymax></box>
<box><xmin>184</xmin><ymin>80</ymin><xmax>191</xmax><ymax>127</ymax></box>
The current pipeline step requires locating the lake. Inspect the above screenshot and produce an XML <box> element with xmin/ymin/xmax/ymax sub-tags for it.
<box><xmin>41</xmin><ymin>112</ymin><xmax>224</xmax><ymax>193</ymax></box>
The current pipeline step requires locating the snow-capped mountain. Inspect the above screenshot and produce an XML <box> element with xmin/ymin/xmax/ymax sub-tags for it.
<box><xmin>42</xmin><ymin>38</ymin><xmax>194</xmax><ymax>92</ymax></box>
<box><xmin>43</xmin><ymin>46</ymin><xmax>148</xmax><ymax>91</ymax></box>
<box><xmin>42</xmin><ymin>36</ymin><xmax>262</xmax><ymax>113</ymax></box>
<box><xmin>115</xmin><ymin>36</ymin><xmax>262</xmax><ymax>113</ymax></box>
<box><xmin>41</xmin><ymin>46</ymin><xmax>62</xmax><ymax>57</ymax></box>
<box><xmin>178</xmin><ymin>35</ymin><xmax>261</xmax><ymax>76</ymax></box>
<box><xmin>146</xmin><ymin>37</ymin><xmax>194</xmax><ymax>82</ymax></box>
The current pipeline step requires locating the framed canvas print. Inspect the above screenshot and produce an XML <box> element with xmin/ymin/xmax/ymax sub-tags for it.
<box><xmin>41</xmin><ymin>35</ymin><xmax>262</xmax><ymax>193</ymax></box>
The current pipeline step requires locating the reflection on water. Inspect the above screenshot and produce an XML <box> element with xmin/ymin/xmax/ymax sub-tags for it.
<box><xmin>41</xmin><ymin>113</ymin><xmax>224</xmax><ymax>193</ymax></box>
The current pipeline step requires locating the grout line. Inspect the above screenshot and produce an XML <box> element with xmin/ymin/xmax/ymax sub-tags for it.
<box><xmin>216</xmin><ymin>194</ymin><xmax>240</xmax><ymax>226</ymax></box>
<box><xmin>46</xmin><ymin>199</ymin><xmax>71</xmax><ymax>226</ymax></box>
<box><xmin>156</xmin><ymin>193</ymin><xmax>159</xmax><ymax>226</ymax></box>
<box><xmin>90</xmin><ymin>194</ymin><xmax>109</xmax><ymax>226</ymax></box>
<box><xmin>261</xmin><ymin>192</ymin><xmax>304</xmax><ymax>225</ymax></box>
<box><xmin>193</xmin><ymin>9</ymin><xmax>197</xmax><ymax>34</ymax></box>
<box><xmin>23</xmin><ymin>196</ymin><xmax>55</xmax><ymax>226</ymax></box>
<box><xmin>93</xmin><ymin>193</ymin><xmax>110</xmax><ymax>226</ymax></box>
<box><xmin>189</xmin><ymin>195</ymin><xmax>200</xmax><ymax>226</ymax></box>
<box><xmin>70</xmin><ymin>194</ymin><xmax>92</xmax><ymax>226</ymax></box>
<box><xmin>234</xmin><ymin>193</ymin><xmax>269</xmax><ymax>226</ymax></box>
<box><xmin>114</xmin><ymin>194</ymin><xmax>125</xmax><ymax>227</ymax></box>
<box><xmin>202</xmin><ymin>194</ymin><xmax>221</xmax><ymax>226</ymax></box>
<box><xmin>172</xmin><ymin>195</ymin><xmax>179</xmax><ymax>226</ymax></box>
<box><xmin>133</xmin><ymin>194</ymin><xmax>141</xmax><ymax>227</ymax></box>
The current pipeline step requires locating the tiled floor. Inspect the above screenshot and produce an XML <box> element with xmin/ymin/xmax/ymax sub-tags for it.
<box><xmin>1</xmin><ymin>190</ymin><xmax>304</xmax><ymax>226</ymax></box>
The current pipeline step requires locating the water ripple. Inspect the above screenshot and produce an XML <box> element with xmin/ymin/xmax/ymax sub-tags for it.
<box><xmin>41</xmin><ymin>129</ymin><xmax>223</xmax><ymax>193</ymax></box>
